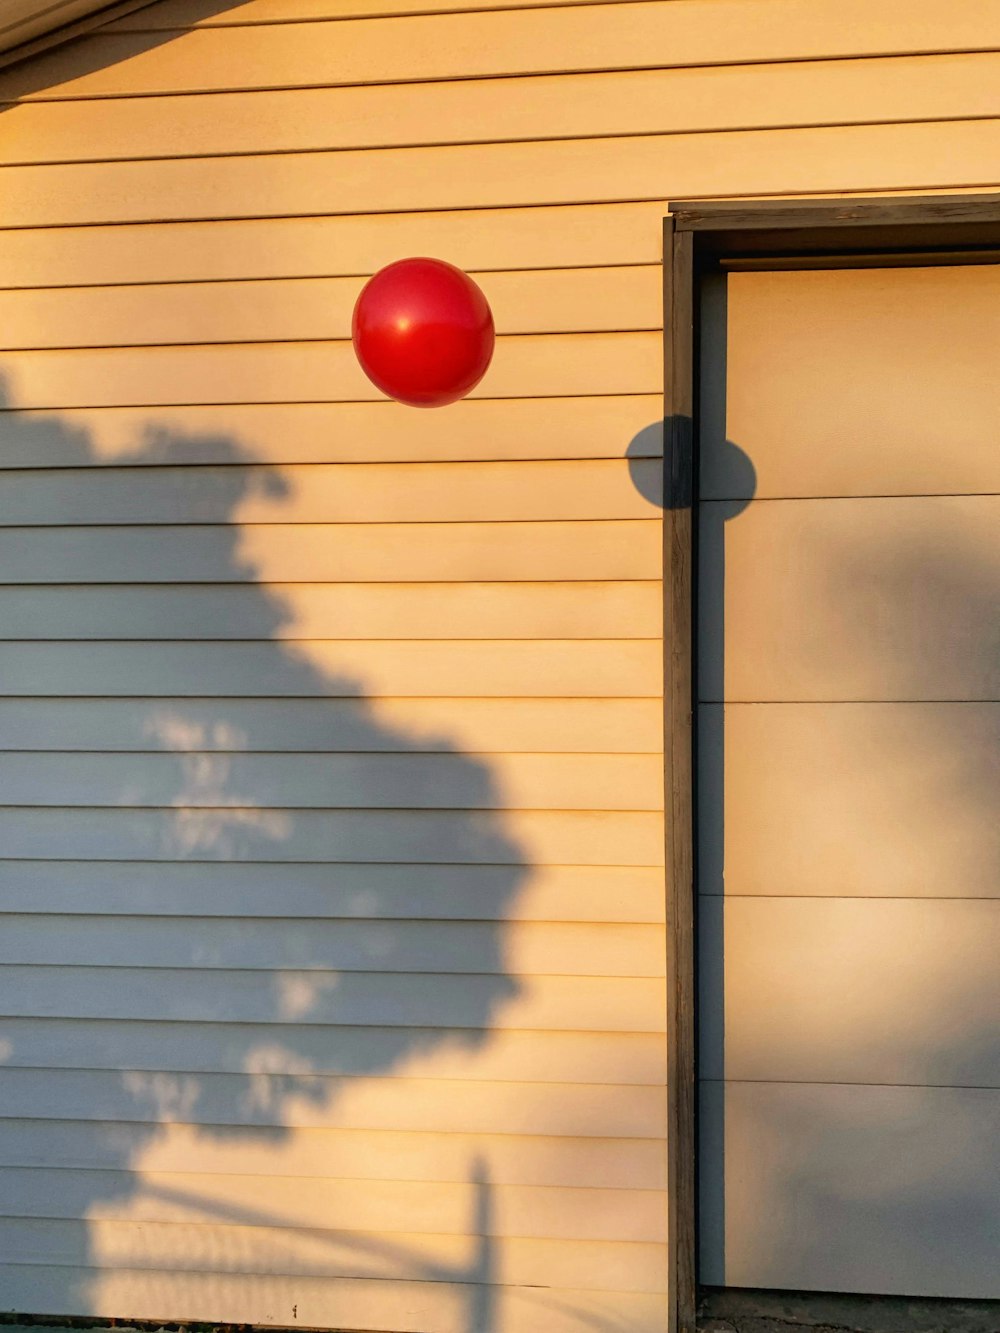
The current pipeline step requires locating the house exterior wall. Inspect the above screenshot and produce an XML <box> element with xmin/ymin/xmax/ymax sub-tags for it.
<box><xmin>0</xmin><ymin>2</ymin><xmax>996</xmax><ymax>1329</ymax></box>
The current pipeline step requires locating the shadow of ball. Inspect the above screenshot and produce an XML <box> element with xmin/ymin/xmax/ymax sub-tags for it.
<box><xmin>626</xmin><ymin>421</ymin><xmax>757</xmax><ymax>518</ymax></box>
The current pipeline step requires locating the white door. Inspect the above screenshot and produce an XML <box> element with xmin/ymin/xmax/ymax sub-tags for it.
<box><xmin>697</xmin><ymin>261</ymin><xmax>1000</xmax><ymax>1296</ymax></box>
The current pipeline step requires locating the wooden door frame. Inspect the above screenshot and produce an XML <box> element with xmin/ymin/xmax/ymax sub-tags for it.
<box><xmin>661</xmin><ymin>193</ymin><xmax>1000</xmax><ymax>1333</ymax></box>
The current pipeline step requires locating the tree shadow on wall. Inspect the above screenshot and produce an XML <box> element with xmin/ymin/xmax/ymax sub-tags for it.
<box><xmin>0</xmin><ymin>378</ymin><xmax>529</xmax><ymax>1333</ymax></box>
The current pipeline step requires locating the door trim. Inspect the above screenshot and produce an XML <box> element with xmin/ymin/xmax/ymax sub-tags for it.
<box><xmin>661</xmin><ymin>193</ymin><xmax>1000</xmax><ymax>1333</ymax></box>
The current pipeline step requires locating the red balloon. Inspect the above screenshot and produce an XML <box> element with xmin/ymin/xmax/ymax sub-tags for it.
<box><xmin>352</xmin><ymin>258</ymin><xmax>494</xmax><ymax>408</ymax></box>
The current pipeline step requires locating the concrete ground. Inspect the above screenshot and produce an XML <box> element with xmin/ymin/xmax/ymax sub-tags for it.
<box><xmin>4</xmin><ymin>1299</ymin><xmax>1000</xmax><ymax>1333</ymax></box>
<box><xmin>699</xmin><ymin>1288</ymin><xmax>1000</xmax><ymax>1333</ymax></box>
<box><xmin>700</xmin><ymin>1322</ymin><xmax>1000</xmax><ymax>1333</ymax></box>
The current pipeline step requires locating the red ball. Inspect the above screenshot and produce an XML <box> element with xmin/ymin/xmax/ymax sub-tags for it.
<box><xmin>352</xmin><ymin>258</ymin><xmax>495</xmax><ymax>408</ymax></box>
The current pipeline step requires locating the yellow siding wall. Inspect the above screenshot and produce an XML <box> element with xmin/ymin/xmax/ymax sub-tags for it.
<box><xmin>0</xmin><ymin>1</ymin><xmax>996</xmax><ymax>1329</ymax></box>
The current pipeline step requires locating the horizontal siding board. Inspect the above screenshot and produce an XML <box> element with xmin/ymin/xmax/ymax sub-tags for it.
<box><xmin>0</xmin><ymin>267</ymin><xmax>662</xmax><ymax>344</ymax></box>
<box><xmin>0</xmin><ymin>751</ymin><xmax>665</xmax><ymax>811</ymax></box>
<box><xmin>698</xmin><ymin>702</ymin><xmax>1000</xmax><ymax>899</ymax></box>
<box><xmin>0</xmin><ymin>1119</ymin><xmax>668</xmax><ymax>1190</ymax></box>
<box><xmin>0</xmin><ymin>1165</ymin><xmax>668</xmax><ymax>1242</ymax></box>
<box><xmin>0</xmin><ymin>397</ymin><xmax>663</xmax><ymax>468</ymax></box>
<box><xmin>0</xmin><ymin>698</ymin><xmax>666</xmax><ymax>755</ymax></box>
<box><xmin>0</xmin><ymin>861</ymin><xmax>667</xmax><ymax>923</ymax></box>
<box><xmin>0</xmin><ymin>203</ymin><xmax>668</xmax><ymax>288</ymax></box>
<box><xmin>0</xmin><ymin>394</ymin><xmax>669</xmax><ymax>469</ymax></box>
<box><xmin>0</xmin><ymin>1218</ymin><xmax>668</xmax><ymax>1294</ymax></box>
<box><xmin>0</xmin><ymin>915</ymin><xmax>667</xmax><ymax>975</ymax></box>
<box><xmin>0</xmin><ymin>1266</ymin><xmax>670</xmax><ymax>1332</ymax></box>
<box><xmin>700</xmin><ymin>1080</ymin><xmax>1000</xmax><ymax>1298</ymax></box>
<box><xmin>707</xmin><ymin>265</ymin><xmax>1000</xmax><ymax>500</ymax></box>
<box><xmin>0</xmin><ymin>582</ymin><xmax>663</xmax><ymax>639</ymax></box>
<box><xmin>111</xmin><ymin>0</ymin><xmax>669</xmax><ymax>18</ymax></box>
<box><xmin>0</xmin><ymin>459</ymin><xmax>662</xmax><ymax>523</ymax></box>
<box><xmin>0</xmin><ymin>807</ymin><xmax>665</xmax><ymax>863</ymax></box>
<box><xmin>0</xmin><ymin>333</ymin><xmax>662</xmax><ymax>405</ymax></box>
<box><xmin>108</xmin><ymin>0</ymin><xmax>1000</xmax><ymax>25</ymax></box>
<box><xmin>14</xmin><ymin>0</ymin><xmax>1000</xmax><ymax>98</ymax></box>
<box><xmin>700</xmin><ymin>896</ymin><xmax>1000</xmax><ymax>1086</ymax></box>
<box><xmin>112</xmin><ymin>0</ymin><xmax>641</xmax><ymax>17</ymax></box>
<box><xmin>0</xmin><ymin>397</ymin><xmax>665</xmax><ymax>469</ymax></box>
<box><xmin>0</xmin><ymin>1072</ymin><xmax>668</xmax><ymax>1139</ymax></box>
<box><xmin>698</xmin><ymin>495</ymin><xmax>1000</xmax><ymax>703</ymax></box>
<box><xmin>107</xmin><ymin>0</ymin><xmax>1000</xmax><ymax>46</ymax></box>
<box><xmin>0</xmin><ymin>520</ymin><xmax>662</xmax><ymax>582</ymax></box>
<box><xmin>107</xmin><ymin>0</ymin><xmax>664</xmax><ymax>18</ymax></box>
<box><xmin>2</xmin><ymin>121</ymin><xmax>1000</xmax><ymax>228</ymax></box>
<box><xmin>0</xmin><ymin>965</ymin><xmax>667</xmax><ymax>1030</ymax></box>
<box><xmin>0</xmin><ymin>1017</ymin><xmax>668</xmax><ymax>1082</ymax></box>
<box><xmin>6</xmin><ymin>54</ymin><xmax>1000</xmax><ymax>164</ymax></box>
<box><xmin>0</xmin><ymin>640</ymin><xmax>662</xmax><ymax>696</ymax></box>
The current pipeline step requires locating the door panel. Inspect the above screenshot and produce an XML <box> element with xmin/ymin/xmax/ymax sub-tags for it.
<box><xmin>697</xmin><ymin>263</ymin><xmax>1000</xmax><ymax>1296</ymax></box>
